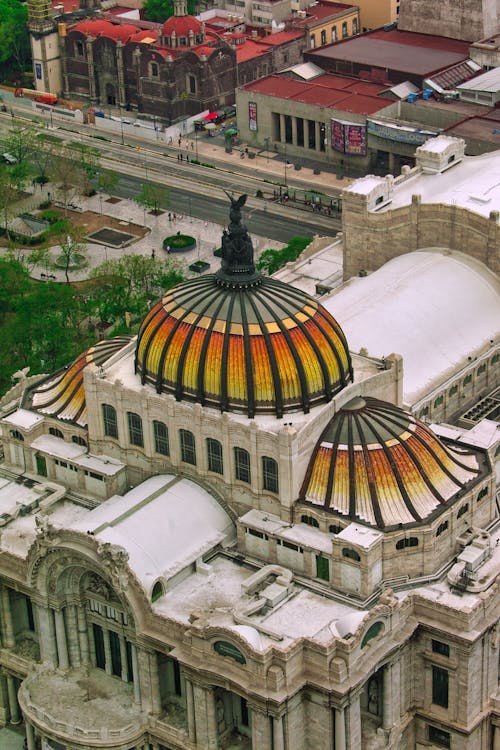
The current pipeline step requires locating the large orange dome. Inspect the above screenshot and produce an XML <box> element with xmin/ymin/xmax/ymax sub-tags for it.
<box><xmin>135</xmin><ymin>275</ymin><xmax>352</xmax><ymax>418</ymax></box>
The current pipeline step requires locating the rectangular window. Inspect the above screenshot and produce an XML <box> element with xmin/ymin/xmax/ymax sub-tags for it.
<box><xmin>127</xmin><ymin>412</ymin><xmax>144</xmax><ymax>448</ymax></box>
<box><xmin>432</xmin><ymin>666</ymin><xmax>449</xmax><ymax>708</ymax></box>
<box><xmin>262</xmin><ymin>456</ymin><xmax>279</xmax><ymax>493</ymax></box>
<box><xmin>234</xmin><ymin>447</ymin><xmax>251</xmax><ymax>483</ymax></box>
<box><xmin>432</xmin><ymin>640</ymin><xmax>450</xmax><ymax>657</ymax></box>
<box><xmin>316</xmin><ymin>555</ymin><xmax>330</xmax><ymax>581</ymax></box>
<box><xmin>207</xmin><ymin>438</ymin><xmax>223</xmax><ymax>474</ymax></box>
<box><xmin>247</xmin><ymin>528</ymin><xmax>268</xmax><ymax>540</ymax></box>
<box><xmin>102</xmin><ymin>404</ymin><xmax>118</xmax><ymax>439</ymax></box>
<box><xmin>153</xmin><ymin>421</ymin><xmax>169</xmax><ymax>456</ymax></box>
<box><xmin>180</xmin><ymin>429</ymin><xmax>196</xmax><ymax>465</ymax></box>
<box><xmin>428</xmin><ymin>726</ymin><xmax>450</xmax><ymax>748</ymax></box>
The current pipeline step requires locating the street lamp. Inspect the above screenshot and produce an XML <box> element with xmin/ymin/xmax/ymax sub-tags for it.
<box><xmin>118</xmin><ymin>103</ymin><xmax>125</xmax><ymax>145</ymax></box>
<box><xmin>284</xmin><ymin>141</ymin><xmax>287</xmax><ymax>188</ymax></box>
<box><xmin>264</xmin><ymin>136</ymin><xmax>270</xmax><ymax>164</ymax></box>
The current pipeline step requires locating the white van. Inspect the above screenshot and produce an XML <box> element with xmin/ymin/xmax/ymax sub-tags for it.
<box><xmin>1</xmin><ymin>153</ymin><xmax>17</xmax><ymax>165</ymax></box>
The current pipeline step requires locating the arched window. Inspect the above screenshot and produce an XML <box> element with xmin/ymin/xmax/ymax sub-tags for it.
<box><xmin>49</xmin><ymin>427</ymin><xmax>64</xmax><ymax>439</ymax></box>
<box><xmin>10</xmin><ymin>430</ymin><xmax>23</xmax><ymax>441</ymax></box>
<box><xmin>320</xmin><ymin>29</ymin><xmax>327</xmax><ymax>45</ymax></box>
<box><xmin>361</xmin><ymin>621</ymin><xmax>383</xmax><ymax>648</ymax></box>
<box><xmin>207</xmin><ymin>438</ymin><xmax>223</xmax><ymax>474</ymax></box>
<box><xmin>436</xmin><ymin>520</ymin><xmax>448</xmax><ymax>537</ymax></box>
<box><xmin>342</xmin><ymin>21</ymin><xmax>348</xmax><ymax>37</ymax></box>
<box><xmin>72</xmin><ymin>435</ymin><xmax>86</xmax><ymax>446</ymax></box>
<box><xmin>457</xmin><ymin>503</ymin><xmax>469</xmax><ymax>518</ymax></box>
<box><xmin>127</xmin><ymin>412</ymin><xmax>143</xmax><ymax>448</ymax></box>
<box><xmin>153</xmin><ymin>420</ymin><xmax>169</xmax><ymax>456</ymax></box>
<box><xmin>180</xmin><ymin>429</ymin><xmax>196</xmax><ymax>465</ymax></box>
<box><xmin>150</xmin><ymin>61</ymin><xmax>159</xmax><ymax>77</ymax></box>
<box><xmin>301</xmin><ymin>514</ymin><xmax>319</xmax><ymax>527</ymax></box>
<box><xmin>234</xmin><ymin>447</ymin><xmax>251</xmax><ymax>483</ymax></box>
<box><xmin>331</xmin><ymin>26</ymin><xmax>337</xmax><ymax>41</ymax></box>
<box><xmin>188</xmin><ymin>74</ymin><xmax>196</xmax><ymax>95</ymax></box>
<box><xmin>342</xmin><ymin>547</ymin><xmax>360</xmax><ymax>562</ymax></box>
<box><xmin>151</xmin><ymin>581</ymin><xmax>164</xmax><ymax>602</ymax></box>
<box><xmin>352</xmin><ymin>17</ymin><xmax>358</xmax><ymax>34</ymax></box>
<box><xmin>310</xmin><ymin>33</ymin><xmax>316</xmax><ymax>48</ymax></box>
<box><xmin>477</xmin><ymin>486</ymin><xmax>488</xmax><ymax>502</ymax></box>
<box><xmin>395</xmin><ymin>537</ymin><xmax>419</xmax><ymax>550</ymax></box>
<box><xmin>262</xmin><ymin>456</ymin><xmax>279</xmax><ymax>492</ymax></box>
<box><xmin>102</xmin><ymin>404</ymin><xmax>118</xmax><ymax>439</ymax></box>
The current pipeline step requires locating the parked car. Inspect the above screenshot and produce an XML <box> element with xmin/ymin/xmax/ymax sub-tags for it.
<box><xmin>1</xmin><ymin>153</ymin><xmax>17</xmax><ymax>165</ymax></box>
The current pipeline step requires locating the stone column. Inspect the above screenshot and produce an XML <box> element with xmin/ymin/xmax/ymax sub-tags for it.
<box><xmin>493</xmin><ymin>725</ymin><xmax>500</xmax><ymax>750</ymax></box>
<box><xmin>382</xmin><ymin>663</ymin><xmax>392</xmax><ymax>730</ymax></box>
<box><xmin>193</xmin><ymin>683</ymin><xmax>217</xmax><ymax>750</ymax></box>
<box><xmin>0</xmin><ymin>673</ymin><xmax>9</xmax><ymax>724</ymax></box>
<box><xmin>119</xmin><ymin>635</ymin><xmax>128</xmax><ymax>682</ymax></box>
<box><xmin>77</xmin><ymin>605</ymin><xmax>90</xmax><ymax>665</ymax></box>
<box><xmin>131</xmin><ymin>644</ymin><xmax>141</xmax><ymax>704</ymax></box>
<box><xmin>86</xmin><ymin>38</ymin><xmax>97</xmax><ymax>103</ymax></box>
<box><xmin>6</xmin><ymin>675</ymin><xmax>20</xmax><ymax>724</ymax></box>
<box><xmin>273</xmin><ymin>715</ymin><xmax>285</xmax><ymax>750</ymax></box>
<box><xmin>54</xmin><ymin>609</ymin><xmax>69</xmax><ymax>670</ymax></box>
<box><xmin>1</xmin><ymin>585</ymin><xmax>15</xmax><ymax>648</ymax></box>
<box><xmin>149</xmin><ymin>650</ymin><xmax>162</xmax><ymax>716</ymax></box>
<box><xmin>206</xmin><ymin>687</ymin><xmax>218</xmax><ymax>750</ymax></box>
<box><xmin>334</xmin><ymin>706</ymin><xmax>346</xmax><ymax>750</ymax></box>
<box><xmin>26</xmin><ymin>721</ymin><xmax>36</xmax><ymax>750</ymax></box>
<box><xmin>291</xmin><ymin>116</ymin><xmax>298</xmax><ymax>146</ymax></box>
<box><xmin>185</xmin><ymin>677</ymin><xmax>196</xmax><ymax>742</ymax></box>
<box><xmin>103</xmin><ymin>628</ymin><xmax>112</xmax><ymax>675</ymax></box>
<box><xmin>251</xmin><ymin>708</ymin><xmax>272</xmax><ymax>749</ymax></box>
<box><xmin>279</xmin><ymin>114</ymin><xmax>286</xmax><ymax>143</ymax></box>
<box><xmin>35</xmin><ymin>605</ymin><xmax>57</xmax><ymax>668</ymax></box>
<box><xmin>346</xmin><ymin>693</ymin><xmax>361</xmax><ymax>750</ymax></box>
<box><xmin>315</xmin><ymin>121</ymin><xmax>321</xmax><ymax>152</ymax></box>
<box><xmin>87</xmin><ymin>621</ymin><xmax>96</xmax><ymax>667</ymax></box>
<box><xmin>65</xmin><ymin>604</ymin><xmax>80</xmax><ymax>667</ymax></box>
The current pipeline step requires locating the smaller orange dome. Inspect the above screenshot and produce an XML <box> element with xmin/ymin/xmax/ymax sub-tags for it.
<box><xmin>161</xmin><ymin>14</ymin><xmax>202</xmax><ymax>38</ymax></box>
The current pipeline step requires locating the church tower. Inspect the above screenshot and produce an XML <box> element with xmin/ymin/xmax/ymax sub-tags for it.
<box><xmin>27</xmin><ymin>0</ymin><xmax>63</xmax><ymax>95</ymax></box>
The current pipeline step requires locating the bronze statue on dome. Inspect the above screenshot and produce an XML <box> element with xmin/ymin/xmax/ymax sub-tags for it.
<box><xmin>218</xmin><ymin>191</ymin><xmax>256</xmax><ymax>279</ymax></box>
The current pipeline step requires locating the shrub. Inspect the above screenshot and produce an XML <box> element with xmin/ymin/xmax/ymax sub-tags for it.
<box><xmin>163</xmin><ymin>234</ymin><xmax>196</xmax><ymax>252</ymax></box>
<box><xmin>39</xmin><ymin>200</ymin><xmax>51</xmax><ymax>210</ymax></box>
<box><xmin>256</xmin><ymin>236</ymin><xmax>311</xmax><ymax>276</ymax></box>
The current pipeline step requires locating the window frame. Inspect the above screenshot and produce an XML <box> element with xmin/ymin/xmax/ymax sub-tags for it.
<box><xmin>432</xmin><ymin>665</ymin><xmax>449</xmax><ymax>708</ymax></box>
<box><xmin>153</xmin><ymin>420</ymin><xmax>169</xmax><ymax>456</ymax></box>
<box><xmin>262</xmin><ymin>456</ymin><xmax>279</xmax><ymax>493</ymax></box>
<box><xmin>206</xmin><ymin>437</ymin><xmax>223</xmax><ymax>474</ymax></box>
<box><xmin>180</xmin><ymin>429</ymin><xmax>196</xmax><ymax>465</ymax></box>
<box><xmin>102</xmin><ymin>403</ymin><xmax>118</xmax><ymax>439</ymax></box>
<box><xmin>234</xmin><ymin>447</ymin><xmax>251</xmax><ymax>483</ymax></box>
<box><xmin>127</xmin><ymin>411</ymin><xmax>144</xmax><ymax>448</ymax></box>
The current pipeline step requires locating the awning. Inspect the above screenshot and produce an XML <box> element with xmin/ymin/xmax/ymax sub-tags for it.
<box><xmin>204</xmin><ymin>112</ymin><xmax>217</xmax><ymax>121</ymax></box>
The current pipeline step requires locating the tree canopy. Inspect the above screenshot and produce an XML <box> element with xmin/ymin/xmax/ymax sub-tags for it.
<box><xmin>142</xmin><ymin>0</ymin><xmax>196</xmax><ymax>22</ymax></box>
<box><xmin>0</xmin><ymin>0</ymin><xmax>31</xmax><ymax>74</ymax></box>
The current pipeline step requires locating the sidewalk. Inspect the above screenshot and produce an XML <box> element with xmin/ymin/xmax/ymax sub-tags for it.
<box><xmin>0</xmin><ymin>725</ymin><xmax>25</xmax><ymax>750</ymax></box>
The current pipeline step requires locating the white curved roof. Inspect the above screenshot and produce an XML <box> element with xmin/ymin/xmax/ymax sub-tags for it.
<box><xmin>71</xmin><ymin>474</ymin><xmax>235</xmax><ymax>595</ymax></box>
<box><xmin>323</xmin><ymin>250</ymin><xmax>500</xmax><ymax>404</ymax></box>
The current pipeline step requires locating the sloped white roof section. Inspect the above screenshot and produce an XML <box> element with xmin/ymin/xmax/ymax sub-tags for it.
<box><xmin>71</xmin><ymin>474</ymin><xmax>235</xmax><ymax>596</ymax></box>
<box><xmin>323</xmin><ymin>250</ymin><xmax>500</xmax><ymax>405</ymax></box>
<box><xmin>458</xmin><ymin>67</ymin><xmax>500</xmax><ymax>92</ymax></box>
<box><xmin>282</xmin><ymin>62</ymin><xmax>324</xmax><ymax>80</ymax></box>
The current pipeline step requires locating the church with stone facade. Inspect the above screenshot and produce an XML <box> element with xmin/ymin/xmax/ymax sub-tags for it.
<box><xmin>0</xmin><ymin>172</ymin><xmax>499</xmax><ymax>750</ymax></box>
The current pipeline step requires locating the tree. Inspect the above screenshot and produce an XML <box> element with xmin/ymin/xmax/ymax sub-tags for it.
<box><xmin>0</xmin><ymin>0</ymin><xmax>31</xmax><ymax>75</ymax></box>
<box><xmin>256</xmin><ymin>237</ymin><xmax>311</xmax><ymax>276</ymax></box>
<box><xmin>72</xmin><ymin>143</ymin><xmax>101</xmax><ymax>196</ymax></box>
<box><xmin>97</xmin><ymin>169</ymin><xmax>119</xmax><ymax>196</ymax></box>
<box><xmin>30</xmin><ymin>134</ymin><xmax>60</xmax><ymax>185</ymax></box>
<box><xmin>142</xmin><ymin>0</ymin><xmax>195</xmax><ymax>21</ymax></box>
<box><xmin>3</xmin><ymin>124</ymin><xmax>37</xmax><ymax>167</ymax></box>
<box><xmin>54</xmin><ymin>225</ymin><xmax>87</xmax><ymax>284</ymax></box>
<box><xmin>135</xmin><ymin>182</ymin><xmax>170</xmax><ymax>216</ymax></box>
<box><xmin>0</xmin><ymin>161</ymin><xmax>29</xmax><ymax>239</ymax></box>
<box><xmin>88</xmin><ymin>255</ymin><xmax>185</xmax><ymax>326</ymax></box>
<box><xmin>48</xmin><ymin>145</ymin><xmax>84</xmax><ymax>211</ymax></box>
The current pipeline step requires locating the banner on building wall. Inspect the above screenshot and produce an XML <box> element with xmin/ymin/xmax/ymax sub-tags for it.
<box><xmin>35</xmin><ymin>63</ymin><xmax>42</xmax><ymax>80</ymax></box>
<box><xmin>330</xmin><ymin>118</ymin><xmax>367</xmax><ymax>156</ymax></box>
<box><xmin>249</xmin><ymin>101</ymin><xmax>257</xmax><ymax>131</ymax></box>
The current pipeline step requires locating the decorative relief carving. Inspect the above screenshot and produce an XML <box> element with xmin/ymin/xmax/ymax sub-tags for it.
<box><xmin>96</xmin><ymin>542</ymin><xmax>130</xmax><ymax>592</ymax></box>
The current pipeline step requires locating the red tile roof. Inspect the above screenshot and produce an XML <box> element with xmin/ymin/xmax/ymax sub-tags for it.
<box><xmin>235</xmin><ymin>39</ymin><xmax>271</xmax><ymax>62</ymax></box>
<box><xmin>292</xmin><ymin>0</ymin><xmax>356</xmax><ymax>25</ymax></box>
<box><xmin>242</xmin><ymin>73</ymin><xmax>388</xmax><ymax>114</ymax></box>
<box><xmin>257</xmin><ymin>29</ymin><xmax>304</xmax><ymax>45</ymax></box>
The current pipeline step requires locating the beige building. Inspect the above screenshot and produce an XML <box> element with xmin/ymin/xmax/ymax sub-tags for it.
<box><xmin>0</xmin><ymin>190</ymin><xmax>498</xmax><ymax>750</ymax></box>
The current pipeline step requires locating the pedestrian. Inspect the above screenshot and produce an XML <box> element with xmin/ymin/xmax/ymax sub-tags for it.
<box><xmin>178</xmin><ymin>136</ymin><xmax>181</xmax><ymax>147</ymax></box>
<box><xmin>186</xmin><ymin>155</ymin><xmax>189</xmax><ymax>163</ymax></box>
<box><xmin>180</xmin><ymin>153</ymin><xmax>183</xmax><ymax>161</ymax></box>
<box><xmin>173</xmin><ymin>213</ymin><xmax>177</xmax><ymax>220</ymax></box>
<box><xmin>166</xmin><ymin>245</ymin><xmax>171</xmax><ymax>254</ymax></box>
<box><xmin>168</xmin><ymin>136</ymin><xmax>173</xmax><ymax>145</ymax></box>
<box><xmin>151</xmin><ymin>248</ymin><xmax>156</xmax><ymax>260</ymax></box>
<box><xmin>191</xmin><ymin>141</ymin><xmax>194</xmax><ymax>150</ymax></box>
<box><xmin>168</xmin><ymin>212</ymin><xmax>172</xmax><ymax>221</ymax></box>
